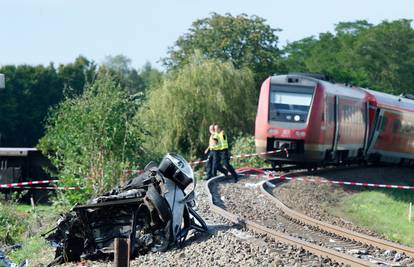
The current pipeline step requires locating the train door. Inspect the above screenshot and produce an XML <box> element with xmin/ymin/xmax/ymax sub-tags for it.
<box><xmin>366</xmin><ymin>108</ymin><xmax>384</xmax><ymax>155</ymax></box>
<box><xmin>332</xmin><ymin>95</ymin><xmax>340</xmax><ymax>154</ymax></box>
<box><xmin>362</xmin><ymin>101</ymin><xmax>370</xmax><ymax>156</ymax></box>
<box><xmin>322</xmin><ymin>95</ymin><xmax>337</xmax><ymax>161</ymax></box>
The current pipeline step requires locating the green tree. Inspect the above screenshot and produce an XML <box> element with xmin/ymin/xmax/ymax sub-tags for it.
<box><xmin>0</xmin><ymin>64</ymin><xmax>63</xmax><ymax>147</ymax></box>
<box><xmin>58</xmin><ymin>55</ymin><xmax>96</xmax><ymax>97</ymax></box>
<box><xmin>350</xmin><ymin>19</ymin><xmax>414</xmax><ymax>94</ymax></box>
<box><xmin>164</xmin><ymin>13</ymin><xmax>284</xmax><ymax>88</ymax></box>
<box><xmin>38</xmin><ymin>72</ymin><xmax>146</xmax><ymax>204</ymax></box>
<box><xmin>102</xmin><ymin>55</ymin><xmax>163</xmax><ymax>100</ymax></box>
<box><xmin>283</xmin><ymin>37</ymin><xmax>318</xmax><ymax>73</ymax></box>
<box><xmin>137</xmin><ymin>53</ymin><xmax>256</xmax><ymax>158</ymax></box>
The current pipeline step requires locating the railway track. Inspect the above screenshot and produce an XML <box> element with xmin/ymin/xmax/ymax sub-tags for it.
<box><xmin>205</xmin><ymin>170</ymin><xmax>414</xmax><ymax>266</ymax></box>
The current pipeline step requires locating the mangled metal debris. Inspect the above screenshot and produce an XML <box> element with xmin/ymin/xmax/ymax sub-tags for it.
<box><xmin>45</xmin><ymin>153</ymin><xmax>207</xmax><ymax>266</ymax></box>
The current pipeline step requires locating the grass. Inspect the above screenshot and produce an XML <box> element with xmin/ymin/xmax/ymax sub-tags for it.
<box><xmin>0</xmin><ymin>202</ymin><xmax>27</xmax><ymax>245</ymax></box>
<box><xmin>8</xmin><ymin>235</ymin><xmax>54</xmax><ymax>265</ymax></box>
<box><xmin>335</xmin><ymin>189</ymin><xmax>414</xmax><ymax>246</ymax></box>
<box><xmin>0</xmin><ymin>201</ymin><xmax>65</xmax><ymax>264</ymax></box>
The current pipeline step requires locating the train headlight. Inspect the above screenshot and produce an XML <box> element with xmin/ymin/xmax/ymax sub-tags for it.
<box><xmin>268</xmin><ymin>129</ymin><xmax>278</xmax><ymax>135</ymax></box>
<box><xmin>294</xmin><ymin>115</ymin><xmax>301</xmax><ymax>121</ymax></box>
<box><xmin>295</xmin><ymin>131</ymin><xmax>306</xmax><ymax>137</ymax></box>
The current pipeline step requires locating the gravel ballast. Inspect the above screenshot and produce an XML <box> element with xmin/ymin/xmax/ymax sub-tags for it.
<box><xmin>273</xmin><ymin>166</ymin><xmax>414</xmax><ymax>239</ymax></box>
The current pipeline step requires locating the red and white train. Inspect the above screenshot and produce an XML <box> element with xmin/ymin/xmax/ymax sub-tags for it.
<box><xmin>255</xmin><ymin>73</ymin><xmax>414</xmax><ymax>168</ymax></box>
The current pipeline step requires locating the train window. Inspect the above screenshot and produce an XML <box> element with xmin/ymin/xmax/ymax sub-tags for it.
<box><xmin>269</xmin><ymin>85</ymin><xmax>314</xmax><ymax>123</ymax></box>
<box><xmin>401</xmin><ymin>121</ymin><xmax>414</xmax><ymax>135</ymax></box>
<box><xmin>393</xmin><ymin>119</ymin><xmax>402</xmax><ymax>133</ymax></box>
<box><xmin>380</xmin><ymin>117</ymin><xmax>388</xmax><ymax>131</ymax></box>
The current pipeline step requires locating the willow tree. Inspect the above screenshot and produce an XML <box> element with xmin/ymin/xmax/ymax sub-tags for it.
<box><xmin>137</xmin><ymin>53</ymin><xmax>256</xmax><ymax>159</ymax></box>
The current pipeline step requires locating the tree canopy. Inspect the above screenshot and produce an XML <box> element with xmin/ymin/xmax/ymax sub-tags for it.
<box><xmin>0</xmin><ymin>64</ymin><xmax>63</xmax><ymax>147</ymax></box>
<box><xmin>164</xmin><ymin>13</ymin><xmax>285</xmax><ymax>88</ymax></box>
<box><xmin>0</xmin><ymin>55</ymin><xmax>162</xmax><ymax>148</ymax></box>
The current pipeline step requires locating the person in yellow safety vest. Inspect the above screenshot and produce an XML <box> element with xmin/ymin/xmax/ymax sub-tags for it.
<box><xmin>204</xmin><ymin>124</ymin><xmax>228</xmax><ymax>180</ymax></box>
<box><xmin>213</xmin><ymin>124</ymin><xmax>239</xmax><ymax>182</ymax></box>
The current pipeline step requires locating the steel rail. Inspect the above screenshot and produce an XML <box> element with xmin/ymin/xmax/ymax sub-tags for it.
<box><xmin>205</xmin><ymin>175</ymin><xmax>376</xmax><ymax>267</ymax></box>
<box><xmin>261</xmin><ymin>177</ymin><xmax>414</xmax><ymax>258</ymax></box>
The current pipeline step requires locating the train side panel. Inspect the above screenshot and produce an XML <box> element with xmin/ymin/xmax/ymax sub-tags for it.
<box><xmin>336</xmin><ymin>95</ymin><xmax>367</xmax><ymax>158</ymax></box>
<box><xmin>368</xmin><ymin>108</ymin><xmax>414</xmax><ymax>162</ymax></box>
<box><xmin>255</xmin><ymin>78</ymin><xmax>271</xmax><ymax>155</ymax></box>
<box><xmin>302</xmin><ymin>83</ymin><xmax>327</xmax><ymax>162</ymax></box>
<box><xmin>307</xmin><ymin>84</ymin><xmax>367</xmax><ymax>162</ymax></box>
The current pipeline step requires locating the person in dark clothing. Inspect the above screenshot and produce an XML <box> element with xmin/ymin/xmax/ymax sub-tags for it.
<box><xmin>204</xmin><ymin>125</ymin><xmax>217</xmax><ymax>180</ymax></box>
<box><xmin>204</xmin><ymin>125</ymin><xmax>228</xmax><ymax>180</ymax></box>
<box><xmin>214</xmin><ymin>125</ymin><xmax>239</xmax><ymax>182</ymax></box>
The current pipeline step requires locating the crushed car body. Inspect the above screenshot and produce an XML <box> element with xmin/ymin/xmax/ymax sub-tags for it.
<box><xmin>45</xmin><ymin>153</ymin><xmax>207</xmax><ymax>266</ymax></box>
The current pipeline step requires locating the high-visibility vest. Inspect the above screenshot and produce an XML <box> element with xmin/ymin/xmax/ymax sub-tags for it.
<box><xmin>217</xmin><ymin>131</ymin><xmax>229</xmax><ymax>150</ymax></box>
<box><xmin>209</xmin><ymin>133</ymin><xmax>220</xmax><ymax>150</ymax></box>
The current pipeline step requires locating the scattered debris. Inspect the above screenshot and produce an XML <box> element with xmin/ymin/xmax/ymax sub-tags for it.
<box><xmin>230</xmin><ymin>229</ymin><xmax>253</xmax><ymax>240</ymax></box>
<box><xmin>45</xmin><ymin>153</ymin><xmax>207</xmax><ymax>266</ymax></box>
<box><xmin>244</xmin><ymin>181</ymin><xmax>264</xmax><ymax>189</ymax></box>
<box><xmin>348</xmin><ymin>249</ymin><xmax>368</xmax><ymax>255</ymax></box>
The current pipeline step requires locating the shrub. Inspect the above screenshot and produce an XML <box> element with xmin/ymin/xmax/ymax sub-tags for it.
<box><xmin>230</xmin><ymin>135</ymin><xmax>270</xmax><ymax>169</ymax></box>
<box><xmin>38</xmin><ymin>72</ymin><xmax>148</xmax><ymax>204</ymax></box>
<box><xmin>0</xmin><ymin>202</ymin><xmax>27</xmax><ymax>245</ymax></box>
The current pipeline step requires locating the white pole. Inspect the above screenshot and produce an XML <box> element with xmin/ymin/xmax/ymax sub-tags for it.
<box><xmin>30</xmin><ymin>197</ymin><xmax>35</xmax><ymax>210</ymax></box>
<box><xmin>409</xmin><ymin>202</ymin><xmax>412</xmax><ymax>223</ymax></box>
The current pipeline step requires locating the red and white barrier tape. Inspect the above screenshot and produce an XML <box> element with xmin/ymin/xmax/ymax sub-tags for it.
<box><xmin>124</xmin><ymin>150</ymin><xmax>286</xmax><ymax>174</ymax></box>
<box><xmin>246</xmin><ymin>171</ymin><xmax>414</xmax><ymax>190</ymax></box>
<box><xmin>11</xmin><ymin>186</ymin><xmax>82</xmax><ymax>190</ymax></box>
<box><xmin>0</xmin><ymin>179</ymin><xmax>59</xmax><ymax>188</ymax></box>
<box><xmin>189</xmin><ymin>149</ymin><xmax>284</xmax><ymax>166</ymax></box>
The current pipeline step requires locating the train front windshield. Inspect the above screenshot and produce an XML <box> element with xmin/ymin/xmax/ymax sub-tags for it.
<box><xmin>269</xmin><ymin>85</ymin><xmax>314</xmax><ymax>123</ymax></box>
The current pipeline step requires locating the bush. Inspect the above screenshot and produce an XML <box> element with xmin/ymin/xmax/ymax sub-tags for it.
<box><xmin>0</xmin><ymin>202</ymin><xmax>27</xmax><ymax>245</ymax></box>
<box><xmin>38</xmin><ymin>72</ymin><xmax>148</xmax><ymax>204</ymax></box>
<box><xmin>230</xmin><ymin>135</ymin><xmax>270</xmax><ymax>169</ymax></box>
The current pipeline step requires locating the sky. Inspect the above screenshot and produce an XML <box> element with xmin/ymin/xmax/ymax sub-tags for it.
<box><xmin>0</xmin><ymin>0</ymin><xmax>413</xmax><ymax>69</ymax></box>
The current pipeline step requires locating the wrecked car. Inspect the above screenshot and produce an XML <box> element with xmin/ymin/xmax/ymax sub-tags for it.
<box><xmin>45</xmin><ymin>153</ymin><xmax>207</xmax><ymax>266</ymax></box>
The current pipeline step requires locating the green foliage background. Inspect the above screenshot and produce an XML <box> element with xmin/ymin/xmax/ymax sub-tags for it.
<box><xmin>137</xmin><ymin>53</ymin><xmax>256</xmax><ymax>159</ymax></box>
<box><xmin>38</xmin><ymin>72</ymin><xmax>147</xmax><ymax>203</ymax></box>
<box><xmin>230</xmin><ymin>135</ymin><xmax>270</xmax><ymax>169</ymax></box>
<box><xmin>0</xmin><ymin>202</ymin><xmax>26</xmax><ymax>245</ymax></box>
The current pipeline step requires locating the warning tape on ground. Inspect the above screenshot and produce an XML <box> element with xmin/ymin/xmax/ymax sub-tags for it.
<box><xmin>247</xmin><ymin>171</ymin><xmax>414</xmax><ymax>190</ymax></box>
<box><xmin>189</xmin><ymin>149</ymin><xmax>285</xmax><ymax>166</ymax></box>
<box><xmin>0</xmin><ymin>179</ymin><xmax>59</xmax><ymax>188</ymax></box>
<box><xmin>11</xmin><ymin>186</ymin><xmax>82</xmax><ymax>190</ymax></box>
<box><xmin>125</xmin><ymin>149</ymin><xmax>286</xmax><ymax>174</ymax></box>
